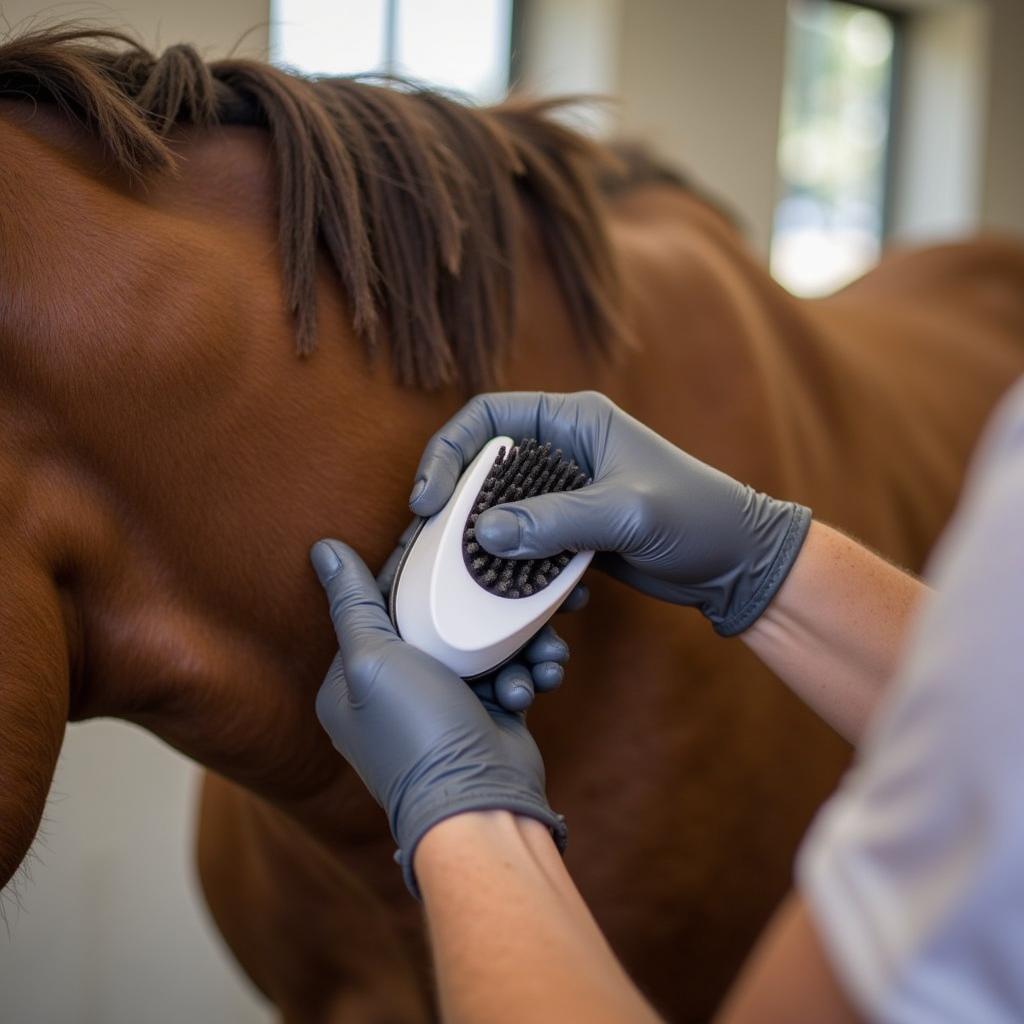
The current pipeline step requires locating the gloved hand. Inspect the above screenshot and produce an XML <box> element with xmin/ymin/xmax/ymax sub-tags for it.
<box><xmin>409</xmin><ymin>391</ymin><xmax>811</xmax><ymax>636</ymax></box>
<box><xmin>311</xmin><ymin>539</ymin><xmax>567</xmax><ymax>897</ymax></box>
<box><xmin>376</xmin><ymin>518</ymin><xmax>585</xmax><ymax>712</ymax></box>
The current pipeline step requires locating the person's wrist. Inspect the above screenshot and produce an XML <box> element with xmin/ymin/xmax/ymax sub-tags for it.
<box><xmin>395</xmin><ymin>785</ymin><xmax>567</xmax><ymax>898</ymax></box>
<box><xmin>417</xmin><ymin>809</ymin><xmax>535</xmax><ymax>861</ymax></box>
<box><xmin>414</xmin><ymin>810</ymin><xmax>560</xmax><ymax>890</ymax></box>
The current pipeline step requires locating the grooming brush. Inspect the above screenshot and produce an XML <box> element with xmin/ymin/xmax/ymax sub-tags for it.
<box><xmin>389</xmin><ymin>436</ymin><xmax>594</xmax><ymax>678</ymax></box>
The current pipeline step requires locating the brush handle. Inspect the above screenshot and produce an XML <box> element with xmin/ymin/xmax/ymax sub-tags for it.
<box><xmin>393</xmin><ymin>436</ymin><xmax>592</xmax><ymax>676</ymax></box>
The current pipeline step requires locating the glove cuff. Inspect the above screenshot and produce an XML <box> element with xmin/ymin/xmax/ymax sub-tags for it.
<box><xmin>394</xmin><ymin>793</ymin><xmax>569</xmax><ymax>900</ymax></box>
<box><xmin>714</xmin><ymin>502</ymin><xmax>812</xmax><ymax>637</ymax></box>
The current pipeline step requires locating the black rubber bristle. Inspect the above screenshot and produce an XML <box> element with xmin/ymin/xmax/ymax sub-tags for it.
<box><xmin>463</xmin><ymin>438</ymin><xmax>590</xmax><ymax>599</ymax></box>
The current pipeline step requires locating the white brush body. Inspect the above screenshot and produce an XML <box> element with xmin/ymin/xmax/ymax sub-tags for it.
<box><xmin>392</xmin><ymin>436</ymin><xmax>593</xmax><ymax>678</ymax></box>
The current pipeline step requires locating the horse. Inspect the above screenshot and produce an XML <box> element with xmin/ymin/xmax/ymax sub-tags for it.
<box><xmin>2</xmin><ymin>27</ymin><xmax>1022</xmax><ymax>1023</ymax></box>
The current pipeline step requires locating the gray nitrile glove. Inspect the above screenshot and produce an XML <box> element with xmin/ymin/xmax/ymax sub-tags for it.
<box><xmin>311</xmin><ymin>539</ymin><xmax>567</xmax><ymax>897</ymax></box>
<box><xmin>409</xmin><ymin>391</ymin><xmax>811</xmax><ymax>636</ymax></box>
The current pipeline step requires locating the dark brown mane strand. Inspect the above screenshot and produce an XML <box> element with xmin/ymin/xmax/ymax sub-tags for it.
<box><xmin>0</xmin><ymin>25</ymin><xmax>626</xmax><ymax>390</ymax></box>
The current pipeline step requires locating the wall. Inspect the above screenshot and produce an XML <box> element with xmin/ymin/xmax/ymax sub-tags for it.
<box><xmin>516</xmin><ymin>0</ymin><xmax>623</xmax><ymax>134</ymax></box>
<box><xmin>890</xmin><ymin>0</ymin><xmax>990</xmax><ymax>241</ymax></box>
<box><xmin>0</xmin><ymin>0</ymin><xmax>268</xmax><ymax>57</ymax></box>
<box><xmin>519</xmin><ymin>0</ymin><xmax>1022</xmax><ymax>252</ymax></box>
<box><xmin>863</xmin><ymin>0</ymin><xmax>1022</xmax><ymax>240</ymax></box>
<box><xmin>519</xmin><ymin>0</ymin><xmax>791</xmax><ymax>254</ymax></box>
<box><xmin>615</xmin><ymin>0</ymin><xmax>790</xmax><ymax>255</ymax></box>
<box><xmin>0</xmin><ymin>723</ymin><xmax>272</xmax><ymax>1024</ymax></box>
<box><xmin>980</xmin><ymin>0</ymin><xmax>1024</xmax><ymax>235</ymax></box>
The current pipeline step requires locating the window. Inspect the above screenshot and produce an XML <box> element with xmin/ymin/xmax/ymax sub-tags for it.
<box><xmin>270</xmin><ymin>0</ymin><xmax>513</xmax><ymax>104</ymax></box>
<box><xmin>770</xmin><ymin>1</ymin><xmax>899</xmax><ymax>296</ymax></box>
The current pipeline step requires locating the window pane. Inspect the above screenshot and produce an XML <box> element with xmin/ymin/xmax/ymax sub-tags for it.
<box><xmin>395</xmin><ymin>0</ymin><xmax>512</xmax><ymax>103</ymax></box>
<box><xmin>271</xmin><ymin>0</ymin><xmax>387</xmax><ymax>77</ymax></box>
<box><xmin>271</xmin><ymin>0</ymin><xmax>512</xmax><ymax>104</ymax></box>
<box><xmin>771</xmin><ymin>1</ymin><xmax>897</xmax><ymax>296</ymax></box>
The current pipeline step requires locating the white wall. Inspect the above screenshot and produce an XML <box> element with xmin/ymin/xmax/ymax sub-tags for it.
<box><xmin>0</xmin><ymin>723</ymin><xmax>272</xmax><ymax>1024</ymax></box>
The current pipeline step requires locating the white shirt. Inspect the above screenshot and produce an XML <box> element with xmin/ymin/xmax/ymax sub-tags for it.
<box><xmin>798</xmin><ymin>377</ymin><xmax>1024</xmax><ymax>1024</ymax></box>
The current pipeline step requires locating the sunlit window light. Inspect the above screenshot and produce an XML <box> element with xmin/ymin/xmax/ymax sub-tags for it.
<box><xmin>393</xmin><ymin>0</ymin><xmax>512</xmax><ymax>103</ymax></box>
<box><xmin>771</xmin><ymin>0</ymin><xmax>898</xmax><ymax>297</ymax></box>
<box><xmin>270</xmin><ymin>0</ymin><xmax>512</xmax><ymax>104</ymax></box>
<box><xmin>271</xmin><ymin>0</ymin><xmax>388</xmax><ymax>78</ymax></box>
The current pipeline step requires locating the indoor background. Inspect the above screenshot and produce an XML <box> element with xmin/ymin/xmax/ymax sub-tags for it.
<box><xmin>0</xmin><ymin>1</ymin><xmax>1020</xmax><ymax>1021</ymax></box>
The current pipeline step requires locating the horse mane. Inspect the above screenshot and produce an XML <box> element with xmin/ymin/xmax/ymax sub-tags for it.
<box><xmin>0</xmin><ymin>26</ymin><xmax>626</xmax><ymax>390</ymax></box>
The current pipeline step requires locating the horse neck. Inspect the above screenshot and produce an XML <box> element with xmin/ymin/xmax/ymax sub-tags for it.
<box><xmin>0</xmin><ymin>107</ymin><xmax>817</xmax><ymax>861</ymax></box>
<box><xmin>0</xmin><ymin>110</ymin><xmax>450</xmax><ymax>819</ymax></box>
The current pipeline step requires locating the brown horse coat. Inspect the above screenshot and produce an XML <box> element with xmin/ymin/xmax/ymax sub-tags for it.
<box><xmin>2</xmin><ymin>29</ymin><xmax>1023</xmax><ymax>1022</ymax></box>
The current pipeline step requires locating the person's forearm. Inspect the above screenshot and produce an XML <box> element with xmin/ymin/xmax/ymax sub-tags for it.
<box><xmin>715</xmin><ymin>891</ymin><xmax>860</xmax><ymax>1024</ymax></box>
<box><xmin>415</xmin><ymin>811</ymin><xmax>663</xmax><ymax>1024</ymax></box>
<box><xmin>742</xmin><ymin>521</ymin><xmax>927</xmax><ymax>743</ymax></box>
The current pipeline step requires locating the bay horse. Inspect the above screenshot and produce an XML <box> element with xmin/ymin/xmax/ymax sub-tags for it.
<box><xmin>1</xmin><ymin>28</ymin><xmax>1023</xmax><ymax>1023</ymax></box>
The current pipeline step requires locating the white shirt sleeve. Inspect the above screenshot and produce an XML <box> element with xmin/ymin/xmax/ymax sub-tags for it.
<box><xmin>797</xmin><ymin>377</ymin><xmax>1024</xmax><ymax>1024</ymax></box>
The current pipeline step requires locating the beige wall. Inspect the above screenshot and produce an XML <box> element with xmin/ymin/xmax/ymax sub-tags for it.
<box><xmin>891</xmin><ymin>0</ymin><xmax>1024</xmax><ymax>241</ymax></box>
<box><xmin>0</xmin><ymin>0</ymin><xmax>268</xmax><ymax>56</ymax></box>
<box><xmin>615</xmin><ymin>0</ymin><xmax>790</xmax><ymax>254</ymax></box>
<box><xmin>890</xmin><ymin>1</ymin><xmax>991</xmax><ymax>240</ymax></box>
<box><xmin>520</xmin><ymin>0</ymin><xmax>1022</xmax><ymax>252</ymax></box>
<box><xmin>520</xmin><ymin>0</ymin><xmax>790</xmax><ymax>254</ymax></box>
<box><xmin>981</xmin><ymin>0</ymin><xmax>1024</xmax><ymax>235</ymax></box>
<box><xmin>517</xmin><ymin>0</ymin><xmax>623</xmax><ymax>134</ymax></box>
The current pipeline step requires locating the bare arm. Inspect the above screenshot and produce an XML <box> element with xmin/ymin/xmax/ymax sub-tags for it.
<box><xmin>416</xmin><ymin>811</ymin><xmax>862</xmax><ymax>1024</ymax></box>
<box><xmin>741</xmin><ymin>521</ymin><xmax>927</xmax><ymax>743</ymax></box>
<box><xmin>415</xmin><ymin>811</ymin><xmax>663</xmax><ymax>1024</ymax></box>
<box><xmin>715</xmin><ymin>892</ymin><xmax>859</xmax><ymax>1024</ymax></box>
<box><xmin>407</xmin><ymin>525</ymin><xmax>927</xmax><ymax>1024</ymax></box>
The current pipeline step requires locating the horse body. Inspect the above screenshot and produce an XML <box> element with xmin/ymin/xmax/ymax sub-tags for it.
<box><xmin>2</xmin><ymin>32</ymin><xmax>1024</xmax><ymax>1023</ymax></box>
<box><xmin>196</xmin><ymin>187</ymin><xmax>1024</xmax><ymax>1022</ymax></box>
